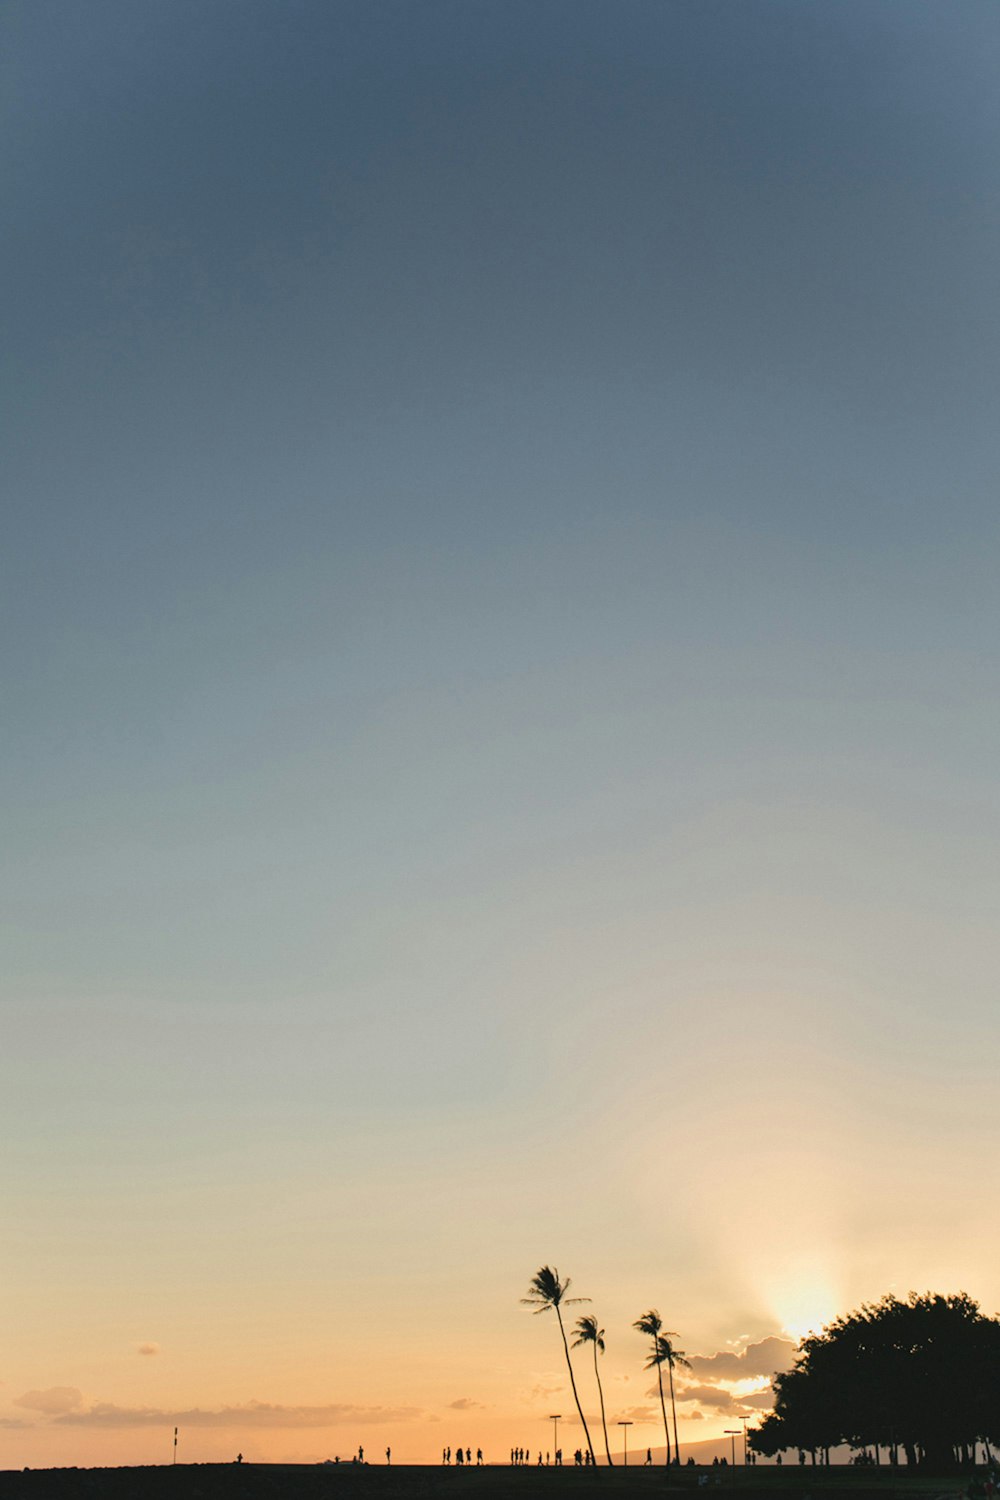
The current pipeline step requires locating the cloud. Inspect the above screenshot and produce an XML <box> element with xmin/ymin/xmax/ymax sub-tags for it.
<box><xmin>15</xmin><ymin>1388</ymin><xmax>83</xmax><ymax>1415</ymax></box>
<box><xmin>673</xmin><ymin>1381</ymin><xmax>774</xmax><ymax>1419</ymax></box>
<box><xmin>137</xmin><ymin>1343</ymin><xmax>160</xmax><ymax>1357</ymax></box>
<box><xmin>528</xmin><ymin>1381</ymin><xmax>565</xmax><ymax>1401</ymax></box>
<box><xmin>687</xmin><ymin>1336</ymin><xmax>795</xmax><ymax>1382</ymax></box>
<box><xmin>0</xmin><ymin>1418</ymin><xmax>32</xmax><ymax>1430</ymax></box>
<box><xmin>618</xmin><ymin>1405</ymin><xmax>658</xmax><ymax>1423</ymax></box>
<box><xmin>448</xmin><ymin>1399</ymin><xmax>484</xmax><ymax>1411</ymax></box>
<box><xmin>676</xmin><ymin>1384</ymin><xmax>747</xmax><ymax>1411</ymax></box>
<box><xmin>663</xmin><ymin>1336</ymin><xmax>790</xmax><ymax>1421</ymax></box>
<box><xmin>53</xmin><ymin>1401</ymin><xmax>425</xmax><ymax>1430</ymax></box>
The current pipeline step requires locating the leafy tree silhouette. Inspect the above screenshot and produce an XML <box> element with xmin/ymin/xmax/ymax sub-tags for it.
<box><xmin>750</xmin><ymin>1291</ymin><xmax>1000</xmax><ymax>1471</ymax></box>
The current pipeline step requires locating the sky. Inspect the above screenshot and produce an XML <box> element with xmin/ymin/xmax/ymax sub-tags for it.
<box><xmin>4</xmin><ymin>0</ymin><xmax>1000</xmax><ymax>1467</ymax></box>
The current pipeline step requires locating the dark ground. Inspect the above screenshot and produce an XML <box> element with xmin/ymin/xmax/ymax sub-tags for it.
<box><xmin>0</xmin><ymin>1466</ymin><xmax>970</xmax><ymax>1500</ymax></box>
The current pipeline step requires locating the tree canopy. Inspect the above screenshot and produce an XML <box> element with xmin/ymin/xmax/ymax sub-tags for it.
<box><xmin>749</xmin><ymin>1292</ymin><xmax>1000</xmax><ymax>1470</ymax></box>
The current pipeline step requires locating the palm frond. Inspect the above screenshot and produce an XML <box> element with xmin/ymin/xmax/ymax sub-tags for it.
<box><xmin>520</xmin><ymin>1265</ymin><xmax>591</xmax><ymax>1314</ymax></box>
<box><xmin>571</xmin><ymin>1314</ymin><xmax>605</xmax><ymax>1351</ymax></box>
<box><xmin>655</xmin><ymin>1333</ymin><xmax>690</xmax><ymax>1369</ymax></box>
<box><xmin>634</xmin><ymin>1309</ymin><xmax>663</xmax><ymax>1339</ymax></box>
<box><xmin>520</xmin><ymin>1265</ymin><xmax>566</xmax><ymax>1312</ymax></box>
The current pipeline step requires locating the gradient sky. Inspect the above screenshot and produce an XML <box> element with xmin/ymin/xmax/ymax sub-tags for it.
<box><xmin>4</xmin><ymin>0</ymin><xmax>1000</xmax><ymax>1467</ymax></box>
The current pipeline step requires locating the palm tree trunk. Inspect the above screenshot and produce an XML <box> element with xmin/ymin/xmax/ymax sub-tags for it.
<box><xmin>593</xmin><ymin>1344</ymin><xmax>613</xmax><ymax>1465</ymax></box>
<box><xmin>668</xmin><ymin>1359</ymin><xmax>680</xmax><ymax>1466</ymax></box>
<box><xmin>555</xmin><ymin>1305</ymin><xmax>596</xmax><ymax>1465</ymax></box>
<box><xmin>655</xmin><ymin>1358</ymin><xmax>671</xmax><ymax>1467</ymax></box>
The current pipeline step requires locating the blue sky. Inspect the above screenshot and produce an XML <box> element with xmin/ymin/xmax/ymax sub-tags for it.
<box><xmin>4</xmin><ymin>0</ymin><xmax>1000</xmax><ymax>1464</ymax></box>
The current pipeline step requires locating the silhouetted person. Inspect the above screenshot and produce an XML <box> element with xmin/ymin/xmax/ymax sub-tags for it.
<box><xmin>358</xmin><ymin>1446</ymin><xmax>364</xmax><ymax>1463</ymax></box>
<box><xmin>385</xmin><ymin>1448</ymin><xmax>391</xmax><ymax>1465</ymax></box>
<box><xmin>476</xmin><ymin>1448</ymin><xmax>483</xmax><ymax>1466</ymax></box>
<box><xmin>645</xmin><ymin>1449</ymin><xmax>652</xmax><ymax>1466</ymax></box>
<box><xmin>466</xmin><ymin>1448</ymin><xmax>472</xmax><ymax>1465</ymax></box>
<box><xmin>235</xmin><ymin>1454</ymin><xmax>242</xmax><ymax>1465</ymax></box>
<box><xmin>456</xmin><ymin>1446</ymin><xmax>464</xmax><ymax>1466</ymax></box>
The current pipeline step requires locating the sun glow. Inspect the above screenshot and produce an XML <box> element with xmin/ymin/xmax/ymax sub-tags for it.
<box><xmin>727</xmin><ymin>1378</ymin><xmax>773</xmax><ymax>1400</ymax></box>
<box><xmin>760</xmin><ymin>1260</ymin><xmax>840</xmax><ymax>1343</ymax></box>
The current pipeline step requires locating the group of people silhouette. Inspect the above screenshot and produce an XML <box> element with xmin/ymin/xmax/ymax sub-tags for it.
<box><xmin>508</xmin><ymin>1448</ymin><xmax>604</xmax><ymax>1466</ymax></box>
<box><xmin>333</xmin><ymin>1446</ymin><xmax>391</xmax><ymax>1465</ymax></box>
<box><xmin>442</xmin><ymin>1446</ymin><xmax>483</xmax><ymax>1465</ymax></box>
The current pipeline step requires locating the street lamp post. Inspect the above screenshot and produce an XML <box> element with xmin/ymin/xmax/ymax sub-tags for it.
<box><xmin>549</xmin><ymin>1415</ymin><xmax>562</xmax><ymax>1462</ymax></box>
<box><xmin>725</xmin><ymin>1431</ymin><xmax>740</xmax><ymax>1469</ymax></box>
<box><xmin>617</xmin><ymin>1421</ymin><xmax>634</xmax><ymax>1467</ymax></box>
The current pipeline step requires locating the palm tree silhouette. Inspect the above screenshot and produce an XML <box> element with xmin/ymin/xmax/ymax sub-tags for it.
<box><xmin>572</xmin><ymin>1315</ymin><xmax>614</xmax><ymax>1466</ymax></box>
<box><xmin>634</xmin><ymin>1309</ymin><xmax>671</xmax><ymax>1466</ymax></box>
<box><xmin>522</xmin><ymin>1267</ymin><xmax>596</xmax><ymax>1466</ymax></box>
<box><xmin>655</xmin><ymin>1332</ymin><xmax>690</xmax><ymax>1467</ymax></box>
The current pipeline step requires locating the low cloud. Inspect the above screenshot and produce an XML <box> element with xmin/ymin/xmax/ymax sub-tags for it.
<box><xmin>687</xmin><ymin>1336</ymin><xmax>795</xmax><ymax>1382</ymax></box>
<box><xmin>618</xmin><ymin>1405</ymin><xmax>658</xmax><ymax>1423</ymax></box>
<box><xmin>677</xmin><ymin>1384</ymin><xmax>747</xmax><ymax>1412</ymax></box>
<box><xmin>137</xmin><ymin>1343</ymin><xmax>160</xmax><ymax>1357</ymax></box>
<box><xmin>448</xmin><ymin>1399</ymin><xmax>484</xmax><ymax>1412</ymax></box>
<box><xmin>674</xmin><ymin>1381</ymin><xmax>774</xmax><ymax>1419</ymax></box>
<box><xmin>15</xmin><ymin>1388</ymin><xmax>83</xmax><ymax>1415</ymax></box>
<box><xmin>528</xmin><ymin>1381</ymin><xmax>565</xmax><ymax>1401</ymax></box>
<box><xmin>53</xmin><ymin>1401</ymin><xmax>425</xmax><ymax>1430</ymax></box>
<box><xmin>672</xmin><ymin>1336</ymin><xmax>793</xmax><ymax>1420</ymax></box>
<box><xmin>0</xmin><ymin>1418</ymin><xmax>32</xmax><ymax>1430</ymax></box>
